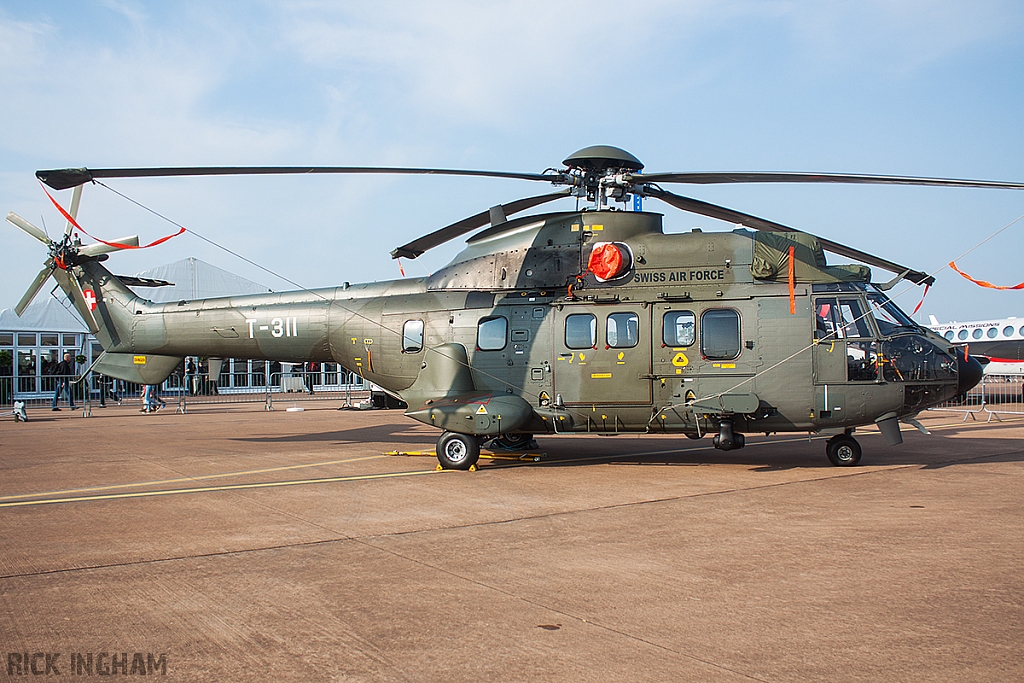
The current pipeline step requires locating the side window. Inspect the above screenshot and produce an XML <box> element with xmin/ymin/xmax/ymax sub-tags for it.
<box><xmin>815</xmin><ymin>298</ymin><xmax>840</xmax><ymax>339</ymax></box>
<box><xmin>477</xmin><ymin>316</ymin><xmax>507</xmax><ymax>351</ymax></box>
<box><xmin>663</xmin><ymin>311</ymin><xmax>695</xmax><ymax>347</ymax></box>
<box><xmin>565</xmin><ymin>313</ymin><xmax>597</xmax><ymax>349</ymax></box>
<box><xmin>838</xmin><ymin>299</ymin><xmax>871</xmax><ymax>338</ymax></box>
<box><xmin>702</xmin><ymin>309</ymin><xmax>740</xmax><ymax>360</ymax></box>
<box><xmin>607</xmin><ymin>312</ymin><xmax>639</xmax><ymax>348</ymax></box>
<box><xmin>402</xmin><ymin>320</ymin><xmax>424</xmax><ymax>353</ymax></box>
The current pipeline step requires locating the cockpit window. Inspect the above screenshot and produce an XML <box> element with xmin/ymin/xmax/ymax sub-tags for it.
<box><xmin>865</xmin><ymin>288</ymin><xmax>916</xmax><ymax>336</ymax></box>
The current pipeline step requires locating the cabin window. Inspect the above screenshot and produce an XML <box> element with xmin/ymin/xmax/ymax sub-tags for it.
<box><xmin>477</xmin><ymin>316</ymin><xmax>507</xmax><ymax>351</ymax></box>
<box><xmin>986</xmin><ymin>327</ymin><xmax>998</xmax><ymax>339</ymax></box>
<box><xmin>958</xmin><ymin>329</ymin><xmax>968</xmax><ymax>340</ymax></box>
<box><xmin>944</xmin><ymin>331</ymin><xmax>955</xmax><ymax>341</ymax></box>
<box><xmin>662</xmin><ymin>311</ymin><xmax>695</xmax><ymax>347</ymax></box>
<box><xmin>815</xmin><ymin>298</ymin><xmax>871</xmax><ymax>339</ymax></box>
<box><xmin>847</xmin><ymin>341</ymin><xmax>878</xmax><ymax>382</ymax></box>
<box><xmin>972</xmin><ymin>328</ymin><xmax>983</xmax><ymax>340</ymax></box>
<box><xmin>565</xmin><ymin>314</ymin><xmax>597</xmax><ymax>349</ymax></box>
<box><xmin>402</xmin><ymin>320</ymin><xmax>424</xmax><ymax>353</ymax></box>
<box><xmin>815</xmin><ymin>298</ymin><xmax>839</xmax><ymax>339</ymax></box>
<box><xmin>701</xmin><ymin>309</ymin><xmax>741</xmax><ymax>360</ymax></box>
<box><xmin>606</xmin><ymin>312</ymin><xmax>639</xmax><ymax>348</ymax></box>
<box><xmin>1003</xmin><ymin>326</ymin><xmax>1014</xmax><ymax>337</ymax></box>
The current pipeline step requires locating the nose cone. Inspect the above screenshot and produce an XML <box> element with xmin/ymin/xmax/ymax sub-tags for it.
<box><xmin>957</xmin><ymin>354</ymin><xmax>984</xmax><ymax>395</ymax></box>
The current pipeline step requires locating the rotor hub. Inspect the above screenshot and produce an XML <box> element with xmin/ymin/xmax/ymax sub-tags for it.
<box><xmin>562</xmin><ymin>145</ymin><xmax>644</xmax><ymax>174</ymax></box>
<box><xmin>561</xmin><ymin>146</ymin><xmax>645</xmax><ymax>206</ymax></box>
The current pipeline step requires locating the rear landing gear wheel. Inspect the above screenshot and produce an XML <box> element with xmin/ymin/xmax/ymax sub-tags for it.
<box><xmin>437</xmin><ymin>431</ymin><xmax>480</xmax><ymax>470</ymax></box>
<box><xmin>826</xmin><ymin>434</ymin><xmax>862</xmax><ymax>467</ymax></box>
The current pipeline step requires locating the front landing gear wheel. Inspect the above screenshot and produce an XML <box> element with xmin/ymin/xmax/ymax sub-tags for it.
<box><xmin>437</xmin><ymin>432</ymin><xmax>480</xmax><ymax>470</ymax></box>
<box><xmin>826</xmin><ymin>434</ymin><xmax>862</xmax><ymax>467</ymax></box>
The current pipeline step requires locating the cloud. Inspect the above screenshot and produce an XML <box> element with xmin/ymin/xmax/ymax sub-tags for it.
<box><xmin>785</xmin><ymin>0</ymin><xmax>1023</xmax><ymax>76</ymax></box>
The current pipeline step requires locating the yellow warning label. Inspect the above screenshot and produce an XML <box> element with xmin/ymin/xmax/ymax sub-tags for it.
<box><xmin>713</xmin><ymin>363</ymin><xmax>737</xmax><ymax>369</ymax></box>
<box><xmin>476</xmin><ymin>405</ymin><xmax>488</xmax><ymax>415</ymax></box>
<box><xmin>133</xmin><ymin>356</ymin><xmax>147</xmax><ymax>365</ymax></box>
<box><xmin>672</xmin><ymin>352</ymin><xmax>689</xmax><ymax>367</ymax></box>
<box><xmin>590</xmin><ymin>373</ymin><xmax>612</xmax><ymax>379</ymax></box>
<box><xmin>591</xmin><ymin>224</ymin><xmax>604</xmax><ymax>231</ymax></box>
<box><xmin>617</xmin><ymin>351</ymin><xmax>625</xmax><ymax>361</ymax></box>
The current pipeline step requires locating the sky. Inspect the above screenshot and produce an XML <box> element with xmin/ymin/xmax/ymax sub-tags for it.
<box><xmin>1</xmin><ymin>0</ymin><xmax>1023</xmax><ymax>323</ymax></box>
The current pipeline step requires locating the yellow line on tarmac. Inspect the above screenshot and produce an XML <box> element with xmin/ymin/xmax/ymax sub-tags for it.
<box><xmin>5</xmin><ymin>417</ymin><xmax>1015</xmax><ymax>508</ymax></box>
<box><xmin>0</xmin><ymin>454</ymin><xmax>388</xmax><ymax>502</ymax></box>
<box><xmin>0</xmin><ymin>467</ymin><xmax>446</xmax><ymax>508</ymax></box>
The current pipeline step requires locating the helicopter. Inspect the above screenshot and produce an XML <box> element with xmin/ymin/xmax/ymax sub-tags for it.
<box><xmin>11</xmin><ymin>145</ymin><xmax>1023</xmax><ymax>471</ymax></box>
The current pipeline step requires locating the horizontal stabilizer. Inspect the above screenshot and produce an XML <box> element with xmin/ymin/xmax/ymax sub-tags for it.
<box><xmin>92</xmin><ymin>351</ymin><xmax>182</xmax><ymax>385</ymax></box>
<box><xmin>118</xmin><ymin>276</ymin><xmax>174</xmax><ymax>288</ymax></box>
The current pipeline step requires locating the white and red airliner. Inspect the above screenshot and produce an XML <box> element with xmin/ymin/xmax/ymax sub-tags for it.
<box><xmin>928</xmin><ymin>315</ymin><xmax>1024</xmax><ymax>375</ymax></box>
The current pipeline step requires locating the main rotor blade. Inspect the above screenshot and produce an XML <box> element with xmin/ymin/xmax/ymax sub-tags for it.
<box><xmin>79</xmin><ymin>235</ymin><xmax>140</xmax><ymax>257</ymax></box>
<box><xmin>631</xmin><ymin>171</ymin><xmax>1024</xmax><ymax>190</ymax></box>
<box><xmin>64</xmin><ymin>184</ymin><xmax>83</xmax><ymax>238</ymax></box>
<box><xmin>15</xmin><ymin>262</ymin><xmax>56</xmax><ymax>316</ymax></box>
<box><xmin>7</xmin><ymin>212</ymin><xmax>52</xmax><ymax>245</ymax></box>
<box><xmin>36</xmin><ymin>166</ymin><xmax>566</xmax><ymax>191</ymax></box>
<box><xmin>647</xmin><ymin>187</ymin><xmax>934</xmax><ymax>286</ymax></box>
<box><xmin>391</xmin><ymin>188</ymin><xmax>572</xmax><ymax>260</ymax></box>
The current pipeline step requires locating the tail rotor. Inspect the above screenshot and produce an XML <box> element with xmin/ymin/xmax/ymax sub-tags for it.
<box><xmin>6</xmin><ymin>186</ymin><xmax>137</xmax><ymax>330</ymax></box>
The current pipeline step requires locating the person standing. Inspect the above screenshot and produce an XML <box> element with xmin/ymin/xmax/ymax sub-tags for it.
<box><xmin>185</xmin><ymin>357</ymin><xmax>198</xmax><ymax>396</ymax></box>
<box><xmin>141</xmin><ymin>384</ymin><xmax>166</xmax><ymax>413</ymax></box>
<box><xmin>97</xmin><ymin>373</ymin><xmax>121</xmax><ymax>408</ymax></box>
<box><xmin>305</xmin><ymin>361</ymin><xmax>318</xmax><ymax>394</ymax></box>
<box><xmin>51</xmin><ymin>352</ymin><xmax>76</xmax><ymax>411</ymax></box>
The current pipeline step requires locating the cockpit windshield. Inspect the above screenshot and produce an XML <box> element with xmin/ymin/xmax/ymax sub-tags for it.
<box><xmin>864</xmin><ymin>286</ymin><xmax>918</xmax><ymax>335</ymax></box>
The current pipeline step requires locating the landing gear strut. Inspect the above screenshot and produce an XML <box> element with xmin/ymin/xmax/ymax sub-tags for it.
<box><xmin>826</xmin><ymin>433</ymin><xmax>862</xmax><ymax>467</ymax></box>
<box><xmin>436</xmin><ymin>431</ymin><xmax>480</xmax><ymax>470</ymax></box>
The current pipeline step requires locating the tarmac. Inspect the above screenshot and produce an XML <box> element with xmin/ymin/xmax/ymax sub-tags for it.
<box><xmin>1</xmin><ymin>401</ymin><xmax>1022</xmax><ymax>681</ymax></box>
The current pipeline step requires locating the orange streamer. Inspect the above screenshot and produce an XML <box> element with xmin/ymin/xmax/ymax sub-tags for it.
<box><xmin>912</xmin><ymin>283</ymin><xmax>930</xmax><ymax>315</ymax></box>
<box><xmin>788</xmin><ymin>245</ymin><xmax>796</xmax><ymax>314</ymax></box>
<box><xmin>949</xmin><ymin>261</ymin><xmax>1024</xmax><ymax>290</ymax></box>
<box><xmin>42</xmin><ymin>183</ymin><xmax>186</xmax><ymax>250</ymax></box>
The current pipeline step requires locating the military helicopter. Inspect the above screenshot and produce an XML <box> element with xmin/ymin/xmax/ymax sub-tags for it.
<box><xmin>11</xmin><ymin>145</ymin><xmax>1023</xmax><ymax>470</ymax></box>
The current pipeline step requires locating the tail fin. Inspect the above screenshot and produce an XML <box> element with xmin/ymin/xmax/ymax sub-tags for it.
<box><xmin>69</xmin><ymin>259</ymin><xmax>142</xmax><ymax>351</ymax></box>
<box><xmin>71</xmin><ymin>260</ymin><xmax>183</xmax><ymax>384</ymax></box>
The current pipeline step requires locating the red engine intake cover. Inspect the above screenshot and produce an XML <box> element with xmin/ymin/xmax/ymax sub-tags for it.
<box><xmin>588</xmin><ymin>242</ymin><xmax>631</xmax><ymax>282</ymax></box>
